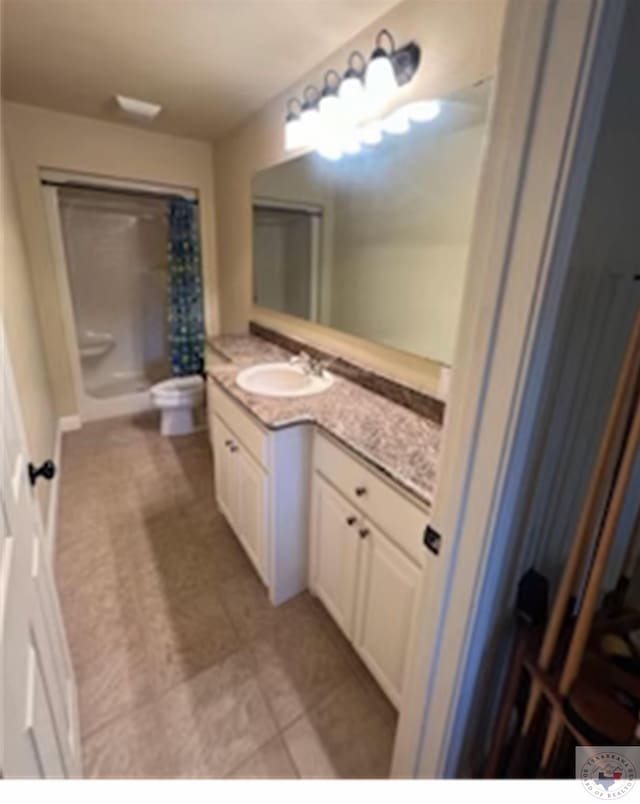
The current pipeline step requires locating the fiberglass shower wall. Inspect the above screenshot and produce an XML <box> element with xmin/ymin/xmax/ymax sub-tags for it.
<box><xmin>59</xmin><ymin>187</ymin><xmax>170</xmax><ymax>399</ymax></box>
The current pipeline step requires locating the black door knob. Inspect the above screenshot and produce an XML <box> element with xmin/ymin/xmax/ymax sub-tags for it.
<box><xmin>28</xmin><ymin>460</ymin><xmax>56</xmax><ymax>487</ymax></box>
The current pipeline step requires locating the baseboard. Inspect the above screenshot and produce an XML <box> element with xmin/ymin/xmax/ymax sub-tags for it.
<box><xmin>59</xmin><ymin>414</ymin><xmax>81</xmax><ymax>432</ymax></box>
<box><xmin>46</xmin><ymin>419</ymin><xmax>64</xmax><ymax>559</ymax></box>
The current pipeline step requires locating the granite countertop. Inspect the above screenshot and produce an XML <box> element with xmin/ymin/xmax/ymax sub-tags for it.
<box><xmin>206</xmin><ymin>335</ymin><xmax>441</xmax><ymax>509</ymax></box>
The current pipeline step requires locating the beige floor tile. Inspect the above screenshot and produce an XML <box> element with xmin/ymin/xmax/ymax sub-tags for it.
<box><xmin>226</xmin><ymin>735</ymin><xmax>298</xmax><ymax>779</ymax></box>
<box><xmin>77</xmin><ymin>629</ymin><xmax>155</xmax><ymax>738</ymax></box>
<box><xmin>83</xmin><ymin>699</ymin><xmax>174</xmax><ymax>779</ymax></box>
<box><xmin>57</xmin><ymin>419</ymin><xmax>396</xmax><ymax>779</ymax></box>
<box><xmin>218</xmin><ymin>572</ymin><xmax>315</xmax><ymax>643</ymax></box>
<box><xmin>143</xmin><ymin>585</ymin><xmax>241</xmax><ymax>694</ymax></box>
<box><xmin>282</xmin><ymin>677</ymin><xmax>396</xmax><ymax>779</ymax></box>
<box><xmin>157</xmin><ymin>649</ymin><xmax>278</xmax><ymax>778</ymax></box>
<box><xmin>250</xmin><ymin>604</ymin><xmax>355</xmax><ymax>728</ymax></box>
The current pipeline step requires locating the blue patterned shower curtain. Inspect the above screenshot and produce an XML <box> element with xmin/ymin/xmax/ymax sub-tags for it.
<box><xmin>167</xmin><ymin>197</ymin><xmax>204</xmax><ymax>376</ymax></box>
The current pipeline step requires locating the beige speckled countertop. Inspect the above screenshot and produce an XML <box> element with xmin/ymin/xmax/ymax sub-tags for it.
<box><xmin>206</xmin><ymin>335</ymin><xmax>441</xmax><ymax>508</ymax></box>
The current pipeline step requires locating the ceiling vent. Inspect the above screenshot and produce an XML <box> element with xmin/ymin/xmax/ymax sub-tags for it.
<box><xmin>115</xmin><ymin>94</ymin><xmax>162</xmax><ymax>121</ymax></box>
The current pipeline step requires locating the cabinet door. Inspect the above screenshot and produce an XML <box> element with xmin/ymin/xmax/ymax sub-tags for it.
<box><xmin>212</xmin><ymin>416</ymin><xmax>238</xmax><ymax>530</ymax></box>
<box><xmin>236</xmin><ymin>448</ymin><xmax>267</xmax><ymax>582</ymax></box>
<box><xmin>354</xmin><ymin>523</ymin><xmax>421</xmax><ymax>707</ymax></box>
<box><xmin>310</xmin><ymin>474</ymin><xmax>360</xmax><ymax>640</ymax></box>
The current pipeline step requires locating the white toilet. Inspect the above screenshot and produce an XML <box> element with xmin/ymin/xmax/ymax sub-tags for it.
<box><xmin>150</xmin><ymin>375</ymin><xmax>205</xmax><ymax>436</ymax></box>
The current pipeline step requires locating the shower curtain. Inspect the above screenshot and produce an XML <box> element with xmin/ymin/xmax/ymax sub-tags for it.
<box><xmin>167</xmin><ymin>197</ymin><xmax>204</xmax><ymax>376</ymax></box>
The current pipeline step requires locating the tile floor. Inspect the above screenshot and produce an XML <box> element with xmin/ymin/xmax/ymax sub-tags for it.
<box><xmin>55</xmin><ymin>413</ymin><xmax>397</xmax><ymax>778</ymax></box>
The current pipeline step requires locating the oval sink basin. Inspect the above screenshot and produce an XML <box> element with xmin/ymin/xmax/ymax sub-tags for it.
<box><xmin>236</xmin><ymin>362</ymin><xmax>334</xmax><ymax>398</ymax></box>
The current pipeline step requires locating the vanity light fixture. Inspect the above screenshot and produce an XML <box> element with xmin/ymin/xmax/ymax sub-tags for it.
<box><xmin>318</xmin><ymin>69</ymin><xmax>343</xmax><ymax>127</ymax></box>
<box><xmin>284</xmin><ymin>98</ymin><xmax>304</xmax><ymax>151</ymax></box>
<box><xmin>365</xmin><ymin>29</ymin><xmax>398</xmax><ymax>109</ymax></box>
<box><xmin>282</xmin><ymin>29</ymin><xmax>425</xmax><ymax>159</ymax></box>
<box><xmin>338</xmin><ymin>52</ymin><xmax>367</xmax><ymax>123</ymax></box>
<box><xmin>299</xmin><ymin>85</ymin><xmax>322</xmax><ymax>148</ymax></box>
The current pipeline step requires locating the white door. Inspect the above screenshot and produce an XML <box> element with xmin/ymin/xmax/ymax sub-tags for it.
<box><xmin>1</xmin><ymin>328</ymin><xmax>81</xmax><ymax>777</ymax></box>
<box><xmin>236</xmin><ymin>448</ymin><xmax>267</xmax><ymax>581</ymax></box>
<box><xmin>354</xmin><ymin>522</ymin><xmax>421</xmax><ymax>708</ymax></box>
<box><xmin>212</xmin><ymin>415</ymin><xmax>238</xmax><ymax>530</ymax></box>
<box><xmin>310</xmin><ymin>474</ymin><xmax>361</xmax><ymax>640</ymax></box>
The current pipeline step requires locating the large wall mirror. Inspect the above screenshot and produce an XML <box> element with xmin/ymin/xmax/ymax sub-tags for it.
<box><xmin>252</xmin><ymin>79</ymin><xmax>492</xmax><ymax>366</ymax></box>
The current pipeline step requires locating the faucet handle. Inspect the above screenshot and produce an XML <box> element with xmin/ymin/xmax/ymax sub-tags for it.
<box><xmin>315</xmin><ymin>357</ymin><xmax>334</xmax><ymax>376</ymax></box>
<box><xmin>290</xmin><ymin>351</ymin><xmax>311</xmax><ymax>367</ymax></box>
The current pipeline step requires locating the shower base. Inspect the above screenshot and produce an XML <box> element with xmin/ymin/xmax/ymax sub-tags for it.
<box><xmin>86</xmin><ymin>375</ymin><xmax>150</xmax><ymax>399</ymax></box>
<box><xmin>80</xmin><ymin>373</ymin><xmax>154</xmax><ymax>422</ymax></box>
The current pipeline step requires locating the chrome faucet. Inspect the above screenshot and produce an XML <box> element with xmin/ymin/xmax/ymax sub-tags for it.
<box><xmin>290</xmin><ymin>351</ymin><xmax>332</xmax><ymax>377</ymax></box>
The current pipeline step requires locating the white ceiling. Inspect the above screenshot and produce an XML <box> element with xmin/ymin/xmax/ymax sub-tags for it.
<box><xmin>1</xmin><ymin>0</ymin><xmax>400</xmax><ymax>142</ymax></box>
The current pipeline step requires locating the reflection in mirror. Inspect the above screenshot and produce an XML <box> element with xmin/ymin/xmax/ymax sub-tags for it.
<box><xmin>252</xmin><ymin>79</ymin><xmax>492</xmax><ymax>366</ymax></box>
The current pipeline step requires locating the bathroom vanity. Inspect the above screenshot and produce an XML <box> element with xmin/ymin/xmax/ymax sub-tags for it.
<box><xmin>206</xmin><ymin>332</ymin><xmax>441</xmax><ymax>707</ymax></box>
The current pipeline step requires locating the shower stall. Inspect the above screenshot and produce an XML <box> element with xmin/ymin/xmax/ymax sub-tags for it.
<box><xmin>45</xmin><ymin>178</ymin><xmax>202</xmax><ymax>421</ymax></box>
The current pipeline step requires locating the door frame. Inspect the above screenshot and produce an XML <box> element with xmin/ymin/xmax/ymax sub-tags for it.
<box><xmin>392</xmin><ymin>0</ymin><xmax>626</xmax><ymax>778</ymax></box>
<box><xmin>252</xmin><ymin>198</ymin><xmax>324</xmax><ymax>321</ymax></box>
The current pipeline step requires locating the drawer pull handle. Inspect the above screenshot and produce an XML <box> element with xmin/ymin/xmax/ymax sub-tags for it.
<box><xmin>359</xmin><ymin>527</ymin><xmax>370</xmax><ymax>539</ymax></box>
<box><xmin>346</xmin><ymin>516</ymin><xmax>357</xmax><ymax>526</ymax></box>
<box><xmin>355</xmin><ymin>486</ymin><xmax>367</xmax><ymax>497</ymax></box>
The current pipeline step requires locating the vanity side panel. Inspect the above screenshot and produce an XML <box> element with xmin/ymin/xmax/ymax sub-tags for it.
<box><xmin>268</xmin><ymin>424</ymin><xmax>313</xmax><ymax>605</ymax></box>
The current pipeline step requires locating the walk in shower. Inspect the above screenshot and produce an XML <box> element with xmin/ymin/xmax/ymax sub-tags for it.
<box><xmin>51</xmin><ymin>182</ymin><xmax>202</xmax><ymax>420</ymax></box>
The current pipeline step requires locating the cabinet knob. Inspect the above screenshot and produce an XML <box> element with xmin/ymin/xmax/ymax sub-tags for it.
<box><xmin>355</xmin><ymin>486</ymin><xmax>367</xmax><ymax>497</ymax></box>
<box><xmin>225</xmin><ymin>439</ymin><xmax>233</xmax><ymax>447</ymax></box>
<box><xmin>346</xmin><ymin>516</ymin><xmax>357</xmax><ymax>526</ymax></box>
<box><xmin>358</xmin><ymin>527</ymin><xmax>370</xmax><ymax>539</ymax></box>
<box><xmin>229</xmin><ymin>444</ymin><xmax>239</xmax><ymax>453</ymax></box>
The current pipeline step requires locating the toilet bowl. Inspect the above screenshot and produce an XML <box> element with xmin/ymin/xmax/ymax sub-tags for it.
<box><xmin>150</xmin><ymin>375</ymin><xmax>205</xmax><ymax>436</ymax></box>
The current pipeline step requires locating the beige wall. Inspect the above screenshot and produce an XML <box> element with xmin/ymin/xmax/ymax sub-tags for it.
<box><xmin>2</xmin><ymin>102</ymin><xmax>217</xmax><ymax>416</ymax></box>
<box><xmin>1</xmin><ymin>129</ymin><xmax>57</xmax><ymax>518</ymax></box>
<box><xmin>213</xmin><ymin>0</ymin><xmax>505</xmax><ymax>395</ymax></box>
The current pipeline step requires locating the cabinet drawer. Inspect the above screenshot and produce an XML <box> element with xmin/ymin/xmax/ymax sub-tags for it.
<box><xmin>314</xmin><ymin>433</ymin><xmax>427</xmax><ymax>566</ymax></box>
<box><xmin>208</xmin><ymin>380</ymin><xmax>268</xmax><ymax>468</ymax></box>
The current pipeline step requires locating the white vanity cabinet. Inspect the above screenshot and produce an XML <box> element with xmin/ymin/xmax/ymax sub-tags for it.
<box><xmin>208</xmin><ymin>379</ymin><xmax>311</xmax><ymax>604</ymax></box>
<box><xmin>310</xmin><ymin>432</ymin><xmax>429</xmax><ymax>708</ymax></box>
<box><xmin>311</xmin><ymin>474</ymin><xmax>361</xmax><ymax>638</ymax></box>
<box><xmin>212</xmin><ymin>414</ymin><xmax>266</xmax><ymax>578</ymax></box>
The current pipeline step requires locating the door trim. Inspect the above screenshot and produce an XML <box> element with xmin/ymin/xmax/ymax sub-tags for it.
<box><xmin>392</xmin><ymin>0</ymin><xmax>626</xmax><ymax>778</ymax></box>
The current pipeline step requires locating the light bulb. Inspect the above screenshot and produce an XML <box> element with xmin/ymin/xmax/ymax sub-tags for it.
<box><xmin>341</xmin><ymin>132</ymin><xmax>361</xmax><ymax>155</ymax></box>
<box><xmin>284</xmin><ymin>115</ymin><xmax>304</xmax><ymax>151</ymax></box>
<box><xmin>382</xmin><ymin>107</ymin><xmax>410</xmax><ymax>135</ymax></box>
<box><xmin>405</xmin><ymin>99</ymin><xmax>441</xmax><ymax>123</ymax></box>
<box><xmin>358</xmin><ymin>122</ymin><xmax>382</xmax><ymax>146</ymax></box>
<box><xmin>299</xmin><ymin>105</ymin><xmax>320</xmax><ymax>147</ymax></box>
<box><xmin>317</xmin><ymin>140</ymin><xmax>343</xmax><ymax>161</ymax></box>
<box><xmin>319</xmin><ymin>92</ymin><xmax>345</xmax><ymax>146</ymax></box>
<box><xmin>339</xmin><ymin>74</ymin><xmax>365</xmax><ymax>123</ymax></box>
<box><xmin>365</xmin><ymin>52</ymin><xmax>397</xmax><ymax>108</ymax></box>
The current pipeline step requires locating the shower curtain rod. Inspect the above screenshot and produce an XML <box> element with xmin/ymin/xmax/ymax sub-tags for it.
<box><xmin>41</xmin><ymin>179</ymin><xmax>199</xmax><ymax>205</ymax></box>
